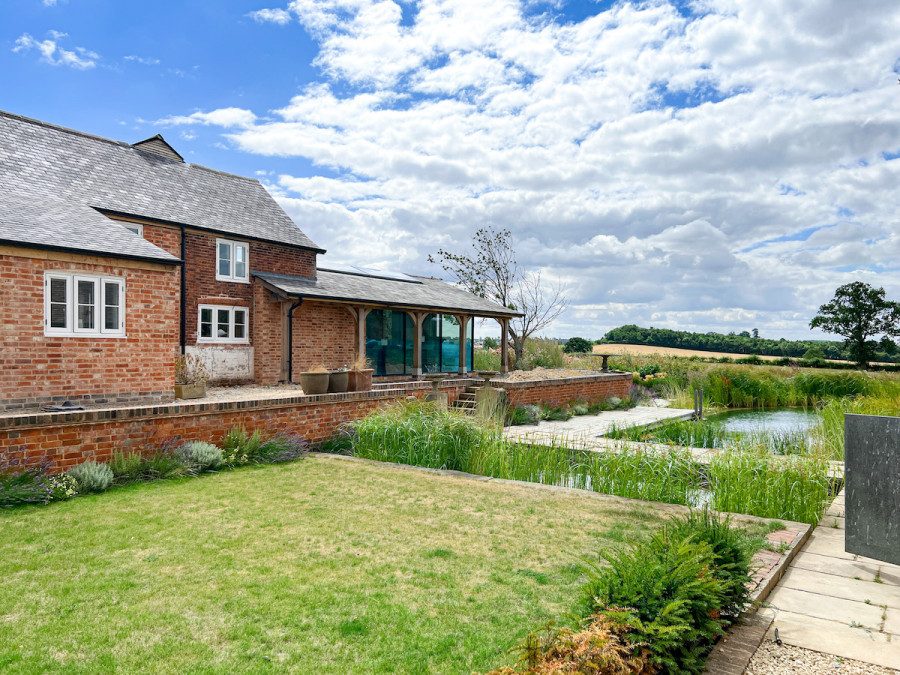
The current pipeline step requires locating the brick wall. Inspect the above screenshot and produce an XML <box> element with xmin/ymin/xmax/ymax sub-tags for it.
<box><xmin>503</xmin><ymin>372</ymin><xmax>632</xmax><ymax>408</ymax></box>
<box><xmin>292</xmin><ymin>301</ymin><xmax>357</xmax><ymax>373</ymax></box>
<box><xmin>183</xmin><ymin>229</ymin><xmax>317</xmax><ymax>346</ymax></box>
<box><xmin>253</xmin><ymin>281</ymin><xmax>285</xmax><ymax>384</ymax></box>
<box><xmin>0</xmin><ymin>248</ymin><xmax>180</xmax><ymax>411</ymax></box>
<box><xmin>0</xmin><ymin>372</ymin><xmax>632</xmax><ymax>472</ymax></box>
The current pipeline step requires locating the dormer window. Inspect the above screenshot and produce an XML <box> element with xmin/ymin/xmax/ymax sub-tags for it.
<box><xmin>121</xmin><ymin>223</ymin><xmax>143</xmax><ymax>236</ymax></box>
<box><xmin>216</xmin><ymin>239</ymin><xmax>249</xmax><ymax>283</ymax></box>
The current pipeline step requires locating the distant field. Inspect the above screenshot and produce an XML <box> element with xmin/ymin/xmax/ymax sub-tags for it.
<box><xmin>596</xmin><ymin>343</ymin><xmax>795</xmax><ymax>361</ymax></box>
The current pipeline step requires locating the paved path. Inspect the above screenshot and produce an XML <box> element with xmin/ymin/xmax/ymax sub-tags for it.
<box><xmin>763</xmin><ymin>491</ymin><xmax>900</xmax><ymax>670</ymax></box>
<box><xmin>502</xmin><ymin>404</ymin><xmax>694</xmax><ymax>446</ymax></box>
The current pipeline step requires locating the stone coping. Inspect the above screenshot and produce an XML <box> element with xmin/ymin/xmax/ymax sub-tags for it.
<box><xmin>0</xmin><ymin>384</ymin><xmax>428</xmax><ymax>431</ymax></box>
<box><xmin>0</xmin><ymin>370</ymin><xmax>632</xmax><ymax>431</ymax></box>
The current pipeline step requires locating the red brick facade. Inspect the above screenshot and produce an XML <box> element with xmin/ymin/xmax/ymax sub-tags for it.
<box><xmin>0</xmin><ymin>373</ymin><xmax>632</xmax><ymax>472</ymax></box>
<box><xmin>0</xmin><ymin>247</ymin><xmax>180</xmax><ymax>411</ymax></box>
<box><xmin>292</xmin><ymin>301</ymin><xmax>357</xmax><ymax>374</ymax></box>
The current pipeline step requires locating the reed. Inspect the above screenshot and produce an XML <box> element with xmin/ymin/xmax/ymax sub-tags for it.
<box><xmin>810</xmin><ymin>393</ymin><xmax>900</xmax><ymax>460</ymax></box>
<box><xmin>344</xmin><ymin>402</ymin><xmax>828</xmax><ymax>524</ymax></box>
<box><xmin>707</xmin><ymin>451</ymin><xmax>830</xmax><ymax>525</ymax></box>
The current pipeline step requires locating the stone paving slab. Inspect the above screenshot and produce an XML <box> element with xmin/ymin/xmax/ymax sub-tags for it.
<box><xmin>790</xmin><ymin>551</ymin><xmax>879</xmax><ymax>582</ymax></box>
<box><xmin>767</xmin><ymin>586</ymin><xmax>885</xmax><ymax>630</ymax></box>
<box><xmin>766</xmin><ymin>611</ymin><xmax>900</xmax><ymax>669</ymax></box>
<box><xmin>777</xmin><ymin>567</ymin><xmax>900</xmax><ymax>609</ymax></box>
<box><xmin>758</xmin><ymin>489</ymin><xmax>900</xmax><ymax>671</ymax></box>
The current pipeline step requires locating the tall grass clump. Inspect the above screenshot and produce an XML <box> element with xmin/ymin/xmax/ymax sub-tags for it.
<box><xmin>517</xmin><ymin>338</ymin><xmax>567</xmax><ymax>370</ymax></box>
<box><xmin>812</xmin><ymin>394</ymin><xmax>900</xmax><ymax>461</ymax></box>
<box><xmin>472</xmin><ymin>348</ymin><xmax>501</xmax><ymax>372</ymax></box>
<box><xmin>607</xmin><ymin>418</ymin><xmax>811</xmax><ymax>456</ymax></box>
<box><xmin>350</xmin><ymin>400</ymin><xmax>500</xmax><ymax>470</ymax></box>
<box><xmin>707</xmin><ymin>451</ymin><xmax>829</xmax><ymax>524</ymax></box>
<box><xmin>581</xmin><ymin>447</ymin><xmax>698</xmax><ymax>505</ymax></box>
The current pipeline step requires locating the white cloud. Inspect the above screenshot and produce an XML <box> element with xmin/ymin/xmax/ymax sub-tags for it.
<box><xmin>156</xmin><ymin>107</ymin><xmax>258</xmax><ymax>129</ymax></box>
<box><xmin>13</xmin><ymin>31</ymin><xmax>99</xmax><ymax>70</ymax></box>
<box><xmin>124</xmin><ymin>55</ymin><xmax>161</xmax><ymax>65</ymax></box>
<box><xmin>166</xmin><ymin>0</ymin><xmax>900</xmax><ymax>339</ymax></box>
<box><xmin>247</xmin><ymin>8</ymin><xmax>293</xmax><ymax>25</ymax></box>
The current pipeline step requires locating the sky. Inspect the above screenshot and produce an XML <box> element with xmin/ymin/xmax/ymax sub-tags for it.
<box><xmin>3</xmin><ymin>0</ymin><xmax>899</xmax><ymax>341</ymax></box>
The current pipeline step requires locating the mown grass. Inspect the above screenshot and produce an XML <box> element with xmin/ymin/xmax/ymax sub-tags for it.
<box><xmin>345</xmin><ymin>401</ymin><xmax>830</xmax><ymax>524</ymax></box>
<box><xmin>0</xmin><ymin>455</ymin><xmax>668</xmax><ymax>674</ymax></box>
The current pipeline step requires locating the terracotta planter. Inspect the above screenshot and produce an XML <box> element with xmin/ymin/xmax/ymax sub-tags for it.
<box><xmin>348</xmin><ymin>368</ymin><xmax>374</xmax><ymax>392</ymax></box>
<box><xmin>299</xmin><ymin>372</ymin><xmax>330</xmax><ymax>395</ymax></box>
<box><xmin>174</xmin><ymin>382</ymin><xmax>206</xmax><ymax>400</ymax></box>
<box><xmin>328</xmin><ymin>370</ymin><xmax>349</xmax><ymax>393</ymax></box>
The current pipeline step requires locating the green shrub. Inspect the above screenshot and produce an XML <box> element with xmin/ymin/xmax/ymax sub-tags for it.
<box><xmin>221</xmin><ymin>426</ymin><xmax>263</xmax><ymax>466</ymax></box>
<box><xmin>666</xmin><ymin>509</ymin><xmax>757</xmax><ymax>620</ymax></box>
<box><xmin>572</xmin><ymin>405</ymin><xmax>589</xmax><ymax>416</ymax></box>
<box><xmin>506</xmin><ymin>405</ymin><xmax>541</xmax><ymax>426</ymax></box>
<box><xmin>175</xmin><ymin>442</ymin><xmax>223</xmax><ymax>472</ymax></box>
<box><xmin>256</xmin><ymin>433</ymin><xmax>309</xmax><ymax>463</ymax></box>
<box><xmin>581</xmin><ymin>524</ymin><xmax>736</xmax><ymax>674</ymax></box>
<box><xmin>110</xmin><ymin>450</ymin><xmax>145</xmax><ymax>484</ymax></box>
<box><xmin>1</xmin><ymin>467</ymin><xmax>77</xmax><ymax>506</ymax></box>
<box><xmin>563</xmin><ymin>337</ymin><xmax>593</xmax><ymax>354</ymax></box>
<box><xmin>67</xmin><ymin>461</ymin><xmax>114</xmax><ymax>493</ymax></box>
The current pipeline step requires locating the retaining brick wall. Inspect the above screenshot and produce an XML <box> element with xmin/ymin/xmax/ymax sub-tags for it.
<box><xmin>504</xmin><ymin>372</ymin><xmax>632</xmax><ymax>408</ymax></box>
<box><xmin>0</xmin><ymin>373</ymin><xmax>630</xmax><ymax>472</ymax></box>
<box><xmin>0</xmin><ymin>248</ymin><xmax>180</xmax><ymax>412</ymax></box>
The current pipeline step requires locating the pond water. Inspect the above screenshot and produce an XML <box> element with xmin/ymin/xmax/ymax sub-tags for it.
<box><xmin>707</xmin><ymin>407</ymin><xmax>818</xmax><ymax>435</ymax></box>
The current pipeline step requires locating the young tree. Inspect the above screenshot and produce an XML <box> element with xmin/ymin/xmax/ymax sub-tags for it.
<box><xmin>428</xmin><ymin>228</ymin><xmax>568</xmax><ymax>364</ymax></box>
<box><xmin>809</xmin><ymin>281</ymin><xmax>900</xmax><ymax>368</ymax></box>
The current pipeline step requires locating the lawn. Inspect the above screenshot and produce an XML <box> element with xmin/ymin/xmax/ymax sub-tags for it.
<box><xmin>0</xmin><ymin>454</ymin><xmax>667</xmax><ymax>674</ymax></box>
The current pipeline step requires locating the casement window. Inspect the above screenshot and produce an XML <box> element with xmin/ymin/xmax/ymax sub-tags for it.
<box><xmin>44</xmin><ymin>273</ymin><xmax>125</xmax><ymax>337</ymax></box>
<box><xmin>215</xmin><ymin>238</ymin><xmax>249</xmax><ymax>282</ymax></box>
<box><xmin>197</xmin><ymin>304</ymin><xmax>249</xmax><ymax>344</ymax></box>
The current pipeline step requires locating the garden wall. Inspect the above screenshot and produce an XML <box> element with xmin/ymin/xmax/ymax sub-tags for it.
<box><xmin>0</xmin><ymin>372</ymin><xmax>630</xmax><ymax>473</ymax></box>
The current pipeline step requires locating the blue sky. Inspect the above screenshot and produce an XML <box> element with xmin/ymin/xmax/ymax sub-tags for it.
<box><xmin>3</xmin><ymin>0</ymin><xmax>900</xmax><ymax>340</ymax></box>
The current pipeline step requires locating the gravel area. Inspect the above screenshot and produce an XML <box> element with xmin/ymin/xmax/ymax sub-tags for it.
<box><xmin>499</xmin><ymin>367</ymin><xmax>602</xmax><ymax>382</ymax></box>
<box><xmin>746</xmin><ymin>640</ymin><xmax>899</xmax><ymax>674</ymax></box>
<box><xmin>204</xmin><ymin>383</ymin><xmax>307</xmax><ymax>401</ymax></box>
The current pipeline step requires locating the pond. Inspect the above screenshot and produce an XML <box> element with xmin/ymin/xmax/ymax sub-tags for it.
<box><xmin>707</xmin><ymin>407</ymin><xmax>818</xmax><ymax>435</ymax></box>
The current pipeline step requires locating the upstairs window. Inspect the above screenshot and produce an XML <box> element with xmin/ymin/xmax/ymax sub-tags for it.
<box><xmin>120</xmin><ymin>223</ymin><xmax>143</xmax><ymax>236</ymax></box>
<box><xmin>216</xmin><ymin>239</ymin><xmax>249</xmax><ymax>282</ymax></box>
<box><xmin>197</xmin><ymin>305</ymin><xmax>249</xmax><ymax>344</ymax></box>
<box><xmin>44</xmin><ymin>273</ymin><xmax>125</xmax><ymax>337</ymax></box>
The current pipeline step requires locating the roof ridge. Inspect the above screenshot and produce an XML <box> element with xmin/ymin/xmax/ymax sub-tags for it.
<box><xmin>189</xmin><ymin>163</ymin><xmax>259</xmax><ymax>182</ymax></box>
<box><xmin>0</xmin><ymin>109</ymin><xmax>131</xmax><ymax>149</ymax></box>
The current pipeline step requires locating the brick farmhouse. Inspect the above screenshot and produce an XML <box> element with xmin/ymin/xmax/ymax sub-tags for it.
<box><xmin>0</xmin><ymin>111</ymin><xmax>520</xmax><ymax>412</ymax></box>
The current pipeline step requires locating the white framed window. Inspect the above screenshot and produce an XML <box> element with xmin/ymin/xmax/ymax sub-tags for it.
<box><xmin>197</xmin><ymin>304</ymin><xmax>249</xmax><ymax>344</ymax></box>
<box><xmin>215</xmin><ymin>238</ymin><xmax>249</xmax><ymax>282</ymax></box>
<box><xmin>44</xmin><ymin>273</ymin><xmax>125</xmax><ymax>337</ymax></box>
<box><xmin>120</xmin><ymin>222</ymin><xmax>143</xmax><ymax>236</ymax></box>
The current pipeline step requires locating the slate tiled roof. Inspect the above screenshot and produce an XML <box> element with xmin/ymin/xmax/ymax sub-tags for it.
<box><xmin>0</xmin><ymin>194</ymin><xmax>179</xmax><ymax>262</ymax></box>
<box><xmin>255</xmin><ymin>269</ymin><xmax>522</xmax><ymax>318</ymax></box>
<box><xmin>0</xmin><ymin>111</ymin><xmax>323</xmax><ymax>257</ymax></box>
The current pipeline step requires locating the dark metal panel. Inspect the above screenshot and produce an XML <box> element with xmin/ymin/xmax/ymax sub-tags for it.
<box><xmin>845</xmin><ymin>413</ymin><xmax>900</xmax><ymax>565</ymax></box>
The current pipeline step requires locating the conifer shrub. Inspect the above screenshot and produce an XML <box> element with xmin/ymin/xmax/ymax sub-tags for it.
<box><xmin>67</xmin><ymin>461</ymin><xmax>114</xmax><ymax>493</ymax></box>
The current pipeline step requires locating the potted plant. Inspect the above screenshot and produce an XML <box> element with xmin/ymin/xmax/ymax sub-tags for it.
<box><xmin>348</xmin><ymin>355</ymin><xmax>375</xmax><ymax>392</ymax></box>
<box><xmin>174</xmin><ymin>353</ymin><xmax>209</xmax><ymax>400</ymax></box>
<box><xmin>299</xmin><ymin>364</ymin><xmax>330</xmax><ymax>395</ymax></box>
<box><xmin>328</xmin><ymin>366</ymin><xmax>350</xmax><ymax>393</ymax></box>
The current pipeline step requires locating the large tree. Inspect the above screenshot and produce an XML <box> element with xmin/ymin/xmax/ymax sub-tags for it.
<box><xmin>428</xmin><ymin>228</ymin><xmax>567</xmax><ymax>364</ymax></box>
<box><xmin>809</xmin><ymin>281</ymin><xmax>900</xmax><ymax>368</ymax></box>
